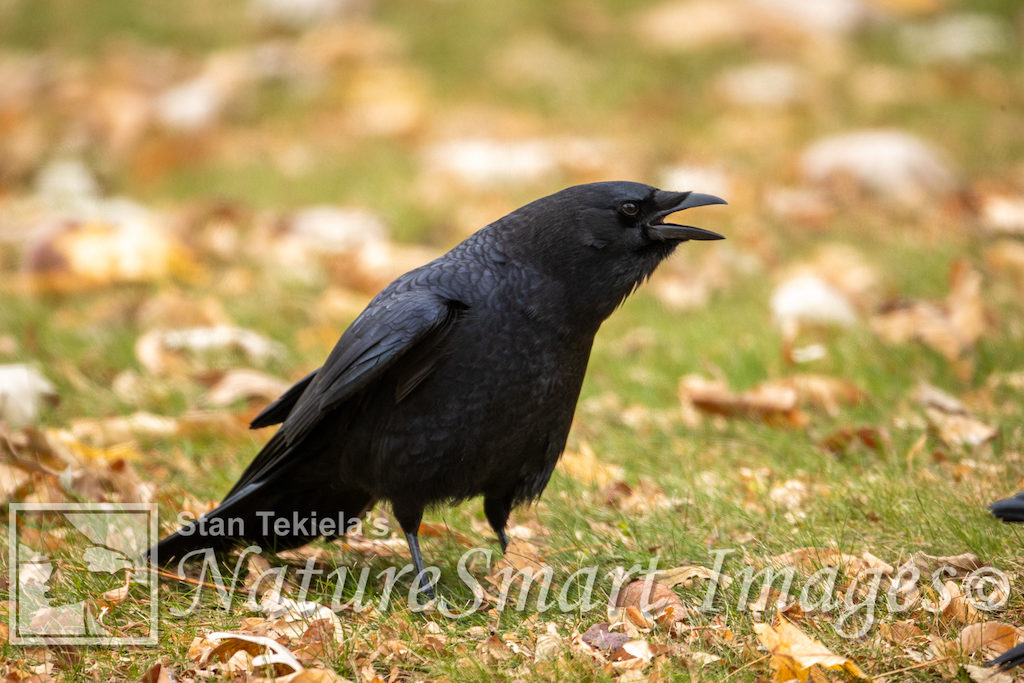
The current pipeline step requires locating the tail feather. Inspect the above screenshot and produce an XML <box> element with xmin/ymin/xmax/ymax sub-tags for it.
<box><xmin>249</xmin><ymin>369</ymin><xmax>318</xmax><ymax>429</ymax></box>
<box><xmin>987</xmin><ymin>642</ymin><xmax>1024</xmax><ymax>672</ymax></box>
<box><xmin>151</xmin><ymin>478</ymin><xmax>374</xmax><ymax>564</ymax></box>
<box><xmin>989</xmin><ymin>492</ymin><xmax>1024</xmax><ymax>523</ymax></box>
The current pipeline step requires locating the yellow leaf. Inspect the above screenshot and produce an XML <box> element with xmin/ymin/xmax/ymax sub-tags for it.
<box><xmin>559</xmin><ymin>441</ymin><xmax>623</xmax><ymax>488</ymax></box>
<box><xmin>754</xmin><ymin>618</ymin><xmax>871</xmax><ymax>682</ymax></box>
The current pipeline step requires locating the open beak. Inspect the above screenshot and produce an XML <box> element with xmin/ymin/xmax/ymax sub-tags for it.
<box><xmin>646</xmin><ymin>191</ymin><xmax>727</xmax><ymax>242</ymax></box>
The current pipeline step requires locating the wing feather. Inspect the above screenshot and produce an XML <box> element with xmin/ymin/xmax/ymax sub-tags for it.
<box><xmin>224</xmin><ymin>290</ymin><xmax>466</xmax><ymax>498</ymax></box>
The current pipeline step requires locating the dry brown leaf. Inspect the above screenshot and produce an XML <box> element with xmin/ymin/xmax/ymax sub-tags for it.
<box><xmin>610</xmin><ymin>639</ymin><xmax>658</xmax><ymax>670</ymax></box>
<box><xmin>879</xmin><ymin>619</ymin><xmax>923</xmax><ymax>645</ymax></box>
<box><xmin>870</xmin><ymin>260</ymin><xmax>986</xmax><ymax>378</ymax></box>
<box><xmin>959</xmin><ymin>622</ymin><xmax>1021</xmax><ymax>654</ymax></box>
<box><xmin>612</xmin><ymin>579</ymin><xmax>689</xmax><ymax>627</ymax></box>
<box><xmin>91</xmin><ymin>574</ymin><xmax>132</xmax><ymax>612</ymax></box>
<box><xmin>199</xmin><ymin>631</ymin><xmax>304</xmax><ymax>677</ymax></box>
<box><xmin>754</xmin><ymin>618</ymin><xmax>871</xmax><ymax>682</ymax></box>
<box><xmin>820</xmin><ymin>426</ymin><xmax>891</xmax><ymax>458</ymax></box>
<box><xmin>679</xmin><ymin>375</ymin><xmax>810</xmax><ymax>428</ymax></box>
<box><xmin>649</xmin><ymin>565</ymin><xmax>732</xmax><ymax>590</ymax></box>
<box><xmin>135</xmin><ymin>326</ymin><xmax>285</xmax><ymax>375</ymax></box>
<box><xmin>71</xmin><ymin>412</ymin><xmax>180</xmax><ymax>447</ymax></box>
<box><xmin>770</xmin><ymin>374</ymin><xmax>866</xmax><ymax>416</ymax></box>
<box><xmin>141</xmin><ymin>662</ymin><xmax>174</xmax><ymax>683</ymax></box>
<box><xmin>0</xmin><ymin>461</ymin><xmax>32</xmax><ymax>503</ymax></box>
<box><xmin>984</xmin><ymin>240</ymin><xmax>1024</xmax><ymax>286</ymax></box>
<box><xmin>966</xmin><ymin>663</ymin><xmax>1013</xmax><ymax>683</ymax></box>
<box><xmin>940</xmin><ymin>580</ymin><xmax>981</xmax><ymax>627</ymax></box>
<box><xmin>600</xmin><ymin>478</ymin><xmax>676</xmax><ymax>514</ymax></box>
<box><xmin>340</xmin><ymin>534</ymin><xmax>410</xmax><ymax>558</ymax></box>
<box><xmin>559</xmin><ymin>441</ymin><xmax>624</xmax><ymax>488</ymax></box>
<box><xmin>205</xmin><ymin>369</ymin><xmax>291</xmax><ymax>407</ymax></box>
<box><xmin>913</xmin><ymin>382</ymin><xmax>997</xmax><ymax>447</ymax></box>
<box><xmin>925</xmin><ymin>409</ymin><xmax>997</xmax><ymax>448</ymax></box>
<box><xmin>770</xmin><ymin>547</ymin><xmax>894</xmax><ymax>578</ymax></box>
<box><xmin>534</xmin><ymin>623</ymin><xmax>563</xmax><ymax>662</ymax></box>
<box><xmin>23</xmin><ymin>215</ymin><xmax>195</xmax><ymax>291</ymax></box>
<box><xmin>417</xmin><ymin>521</ymin><xmax>476</xmax><ymax>548</ymax></box>
<box><xmin>909</xmin><ymin>551</ymin><xmax>984</xmax><ymax>578</ymax></box>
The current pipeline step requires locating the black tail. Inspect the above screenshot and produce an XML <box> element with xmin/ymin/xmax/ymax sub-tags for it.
<box><xmin>151</xmin><ymin>478</ymin><xmax>374</xmax><ymax>564</ymax></box>
<box><xmin>987</xmin><ymin>643</ymin><xmax>1024</xmax><ymax>672</ymax></box>
<box><xmin>249</xmin><ymin>369</ymin><xmax>318</xmax><ymax>429</ymax></box>
<box><xmin>151</xmin><ymin>427</ymin><xmax>372</xmax><ymax>564</ymax></box>
<box><xmin>989</xmin><ymin>492</ymin><xmax>1024</xmax><ymax>523</ymax></box>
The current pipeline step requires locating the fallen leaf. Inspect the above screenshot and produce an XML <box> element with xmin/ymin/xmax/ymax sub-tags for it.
<box><xmin>649</xmin><ymin>565</ymin><xmax>732</xmax><ymax>590</ymax></box>
<box><xmin>559</xmin><ymin>441</ymin><xmax>624</xmax><ymax>488</ymax></box>
<box><xmin>611</xmin><ymin>579</ymin><xmax>688</xmax><ymax>627</ymax></box>
<box><xmin>601</xmin><ymin>478</ymin><xmax>677</xmax><ymax>514</ymax></box>
<box><xmin>908</xmin><ymin>551</ymin><xmax>984</xmax><ymax>578</ymax></box>
<box><xmin>581</xmin><ymin>622</ymin><xmax>632</xmax><ymax>652</ymax></box>
<box><xmin>818</xmin><ymin>426</ymin><xmax>891</xmax><ymax>455</ymax></box>
<box><xmin>959</xmin><ymin>622</ymin><xmax>1021</xmax><ymax>654</ymax></box>
<box><xmin>754</xmin><ymin>617</ymin><xmax>871</xmax><ymax>682</ymax></box>
<box><xmin>800</xmin><ymin>129</ymin><xmax>957</xmax><ymax>206</ymax></box>
<box><xmin>0</xmin><ymin>364</ymin><xmax>59</xmax><ymax>428</ymax></box>
<box><xmin>417</xmin><ymin>521</ymin><xmax>476</xmax><ymax>548</ymax></box>
<box><xmin>71</xmin><ymin>412</ymin><xmax>180</xmax><ymax>447</ymax></box>
<box><xmin>141</xmin><ymin>662</ymin><xmax>174</xmax><ymax>683</ymax></box>
<box><xmin>679</xmin><ymin>375</ymin><xmax>809</xmax><ymax>428</ymax></box>
<box><xmin>871</xmin><ymin>261</ymin><xmax>986</xmax><ymax>379</ymax></box>
<box><xmin>769</xmin><ymin>374</ymin><xmax>866</xmax><ymax>416</ymax></box>
<box><xmin>23</xmin><ymin>207</ymin><xmax>195</xmax><ymax>290</ymax></box>
<box><xmin>925</xmin><ymin>409</ymin><xmax>997</xmax><ymax>448</ymax></box>
<box><xmin>266</xmin><ymin>669</ymin><xmax>350</xmax><ymax>683</ymax></box>
<box><xmin>205</xmin><ymin>369</ymin><xmax>291</xmax><ymax>407</ymax></box>
<box><xmin>966</xmin><ymin>663</ymin><xmax>1013</xmax><ymax>683</ymax></box>
<box><xmin>610</xmin><ymin>639</ymin><xmax>657</xmax><ymax>671</ymax></box>
<box><xmin>135</xmin><ymin>326</ymin><xmax>285</xmax><ymax>375</ymax></box>
<box><xmin>0</xmin><ymin>462</ymin><xmax>32</xmax><ymax>503</ymax></box>
<box><xmin>534</xmin><ymin>622</ymin><xmax>563</xmax><ymax>662</ymax></box>
<box><xmin>202</xmin><ymin>631</ymin><xmax>303</xmax><ymax>676</ymax></box>
<box><xmin>879</xmin><ymin>619</ymin><xmax>923</xmax><ymax>645</ymax></box>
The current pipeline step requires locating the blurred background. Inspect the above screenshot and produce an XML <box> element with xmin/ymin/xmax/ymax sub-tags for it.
<box><xmin>1</xmin><ymin>0</ymin><xmax>1023</xmax><ymax>493</ymax></box>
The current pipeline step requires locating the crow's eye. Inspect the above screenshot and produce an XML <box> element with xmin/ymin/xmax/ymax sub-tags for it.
<box><xmin>619</xmin><ymin>201</ymin><xmax>639</xmax><ymax>217</ymax></box>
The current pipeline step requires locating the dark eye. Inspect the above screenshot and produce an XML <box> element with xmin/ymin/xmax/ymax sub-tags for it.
<box><xmin>619</xmin><ymin>201</ymin><xmax>639</xmax><ymax>216</ymax></box>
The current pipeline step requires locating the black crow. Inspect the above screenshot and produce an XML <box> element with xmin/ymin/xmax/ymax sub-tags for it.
<box><xmin>153</xmin><ymin>181</ymin><xmax>726</xmax><ymax>596</ymax></box>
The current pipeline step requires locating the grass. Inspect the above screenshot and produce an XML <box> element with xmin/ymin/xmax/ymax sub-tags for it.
<box><xmin>1</xmin><ymin>0</ymin><xmax>1023</xmax><ymax>680</ymax></box>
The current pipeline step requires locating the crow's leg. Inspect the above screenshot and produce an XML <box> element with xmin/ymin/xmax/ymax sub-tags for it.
<box><xmin>484</xmin><ymin>495</ymin><xmax>513</xmax><ymax>553</ymax></box>
<box><xmin>394</xmin><ymin>506</ymin><xmax>435</xmax><ymax>600</ymax></box>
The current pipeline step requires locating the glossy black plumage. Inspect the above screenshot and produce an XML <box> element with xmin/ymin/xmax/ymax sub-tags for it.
<box><xmin>152</xmin><ymin>181</ymin><xmax>726</xmax><ymax>594</ymax></box>
<box><xmin>989</xmin><ymin>491</ymin><xmax>1024</xmax><ymax>523</ymax></box>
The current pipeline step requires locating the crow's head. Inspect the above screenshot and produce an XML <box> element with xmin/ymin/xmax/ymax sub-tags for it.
<box><xmin>504</xmin><ymin>181</ymin><xmax>725</xmax><ymax>322</ymax></box>
<box><xmin>570</xmin><ymin>180</ymin><xmax>725</xmax><ymax>251</ymax></box>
